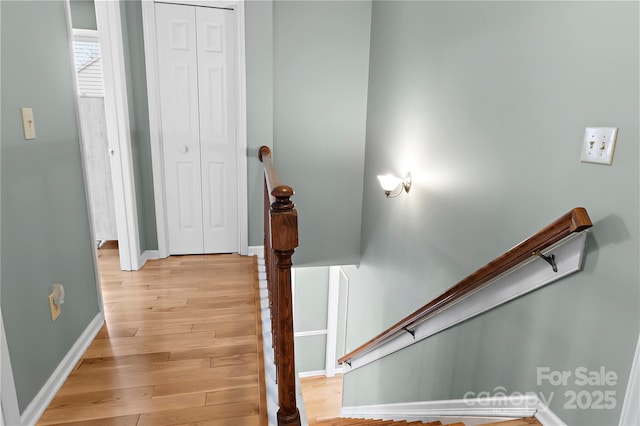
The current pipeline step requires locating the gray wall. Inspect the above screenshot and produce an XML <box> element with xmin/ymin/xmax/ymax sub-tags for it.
<box><xmin>342</xmin><ymin>2</ymin><xmax>639</xmax><ymax>425</ymax></box>
<box><xmin>1</xmin><ymin>0</ymin><xmax>100</xmax><ymax>411</ymax></box>
<box><xmin>272</xmin><ymin>0</ymin><xmax>371</xmax><ymax>266</ymax></box>
<box><xmin>121</xmin><ymin>0</ymin><xmax>158</xmax><ymax>252</ymax></box>
<box><xmin>69</xmin><ymin>0</ymin><xmax>96</xmax><ymax>30</ymax></box>
<box><xmin>294</xmin><ymin>267</ymin><xmax>330</xmax><ymax>373</ymax></box>
<box><xmin>245</xmin><ymin>0</ymin><xmax>274</xmax><ymax>247</ymax></box>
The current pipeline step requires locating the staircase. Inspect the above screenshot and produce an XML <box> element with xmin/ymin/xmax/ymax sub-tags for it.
<box><xmin>311</xmin><ymin>417</ymin><xmax>541</xmax><ymax>426</ymax></box>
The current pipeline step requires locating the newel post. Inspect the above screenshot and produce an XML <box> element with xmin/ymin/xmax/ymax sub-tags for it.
<box><xmin>270</xmin><ymin>185</ymin><xmax>300</xmax><ymax>426</ymax></box>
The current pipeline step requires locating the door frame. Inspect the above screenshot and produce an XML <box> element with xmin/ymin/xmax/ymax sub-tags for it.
<box><xmin>94</xmin><ymin>0</ymin><xmax>143</xmax><ymax>271</ymax></box>
<box><xmin>620</xmin><ymin>331</ymin><xmax>640</xmax><ymax>425</ymax></box>
<box><xmin>141</xmin><ymin>0</ymin><xmax>249</xmax><ymax>257</ymax></box>
<box><xmin>0</xmin><ymin>311</ymin><xmax>21</xmax><ymax>426</ymax></box>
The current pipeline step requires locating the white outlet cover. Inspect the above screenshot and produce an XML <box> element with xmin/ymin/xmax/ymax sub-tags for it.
<box><xmin>580</xmin><ymin>127</ymin><xmax>618</xmax><ymax>165</ymax></box>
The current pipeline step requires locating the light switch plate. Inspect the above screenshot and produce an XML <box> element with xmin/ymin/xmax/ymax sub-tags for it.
<box><xmin>21</xmin><ymin>107</ymin><xmax>36</xmax><ymax>140</ymax></box>
<box><xmin>48</xmin><ymin>294</ymin><xmax>61</xmax><ymax>321</ymax></box>
<box><xmin>580</xmin><ymin>127</ymin><xmax>618</xmax><ymax>165</ymax></box>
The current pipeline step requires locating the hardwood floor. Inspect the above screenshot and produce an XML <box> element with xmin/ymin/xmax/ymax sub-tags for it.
<box><xmin>300</xmin><ymin>375</ymin><xmax>343</xmax><ymax>424</ymax></box>
<box><xmin>38</xmin><ymin>243</ymin><xmax>268</xmax><ymax>426</ymax></box>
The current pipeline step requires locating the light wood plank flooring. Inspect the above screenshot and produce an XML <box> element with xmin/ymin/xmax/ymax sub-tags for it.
<box><xmin>300</xmin><ymin>375</ymin><xmax>343</xmax><ymax>424</ymax></box>
<box><xmin>38</xmin><ymin>242</ymin><xmax>268</xmax><ymax>426</ymax></box>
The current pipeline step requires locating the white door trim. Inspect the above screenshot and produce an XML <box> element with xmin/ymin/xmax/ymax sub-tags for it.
<box><xmin>141</xmin><ymin>0</ymin><xmax>248</xmax><ymax>257</ymax></box>
<box><xmin>619</xmin><ymin>331</ymin><xmax>640</xmax><ymax>425</ymax></box>
<box><xmin>95</xmin><ymin>0</ymin><xmax>142</xmax><ymax>271</ymax></box>
<box><xmin>0</xmin><ymin>311</ymin><xmax>22</xmax><ymax>426</ymax></box>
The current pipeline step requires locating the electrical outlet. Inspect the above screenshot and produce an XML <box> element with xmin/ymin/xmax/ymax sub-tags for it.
<box><xmin>49</xmin><ymin>293</ymin><xmax>61</xmax><ymax>321</ymax></box>
<box><xmin>580</xmin><ymin>127</ymin><xmax>618</xmax><ymax>165</ymax></box>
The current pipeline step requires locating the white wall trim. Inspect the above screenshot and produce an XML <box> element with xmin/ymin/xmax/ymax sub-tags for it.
<box><xmin>294</xmin><ymin>330</ymin><xmax>327</xmax><ymax>338</ymax></box>
<box><xmin>291</xmin><ymin>267</ymin><xmax>296</xmax><ymax>319</ymax></box>
<box><xmin>234</xmin><ymin>0</ymin><xmax>249</xmax><ymax>256</ymax></box>
<box><xmin>298</xmin><ymin>370</ymin><xmax>327</xmax><ymax>378</ymax></box>
<box><xmin>72</xmin><ymin>28</ymin><xmax>99</xmax><ymax>41</ymax></box>
<box><xmin>339</xmin><ymin>267</ymin><xmax>351</xmax><ymax>358</ymax></box>
<box><xmin>325</xmin><ymin>266</ymin><xmax>340</xmax><ymax>377</ymax></box>
<box><xmin>343</xmin><ymin>232</ymin><xmax>589</xmax><ymax>371</ymax></box>
<box><xmin>95</xmin><ymin>0</ymin><xmax>142</xmax><ymax>271</ymax></box>
<box><xmin>619</xmin><ymin>332</ymin><xmax>640</xmax><ymax>426</ymax></box>
<box><xmin>341</xmin><ymin>394</ymin><xmax>565</xmax><ymax>426</ymax></box>
<box><xmin>141</xmin><ymin>0</ymin><xmax>249</xmax><ymax>258</ymax></box>
<box><xmin>248</xmin><ymin>245</ymin><xmax>265</xmax><ymax>259</ymax></box>
<box><xmin>299</xmin><ymin>367</ymin><xmax>343</xmax><ymax>378</ymax></box>
<box><xmin>20</xmin><ymin>313</ymin><xmax>104</xmax><ymax>426</ymax></box>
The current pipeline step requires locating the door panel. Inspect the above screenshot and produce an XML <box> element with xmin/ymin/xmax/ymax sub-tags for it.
<box><xmin>156</xmin><ymin>4</ymin><xmax>204</xmax><ymax>254</ymax></box>
<box><xmin>176</xmin><ymin>162</ymin><xmax>198</xmax><ymax>230</ymax></box>
<box><xmin>196</xmin><ymin>7</ymin><xmax>238</xmax><ymax>253</ymax></box>
<box><xmin>77</xmin><ymin>97</ymin><xmax>118</xmax><ymax>241</ymax></box>
<box><xmin>206</xmin><ymin>161</ymin><xmax>226</xmax><ymax>229</ymax></box>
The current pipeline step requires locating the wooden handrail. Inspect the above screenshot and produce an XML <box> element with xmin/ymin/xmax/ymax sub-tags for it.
<box><xmin>338</xmin><ymin>207</ymin><xmax>592</xmax><ymax>366</ymax></box>
<box><xmin>259</xmin><ymin>146</ymin><xmax>285</xmax><ymax>204</ymax></box>
<box><xmin>259</xmin><ymin>146</ymin><xmax>301</xmax><ymax>426</ymax></box>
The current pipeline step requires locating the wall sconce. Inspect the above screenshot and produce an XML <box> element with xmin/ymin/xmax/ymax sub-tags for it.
<box><xmin>377</xmin><ymin>173</ymin><xmax>411</xmax><ymax>198</ymax></box>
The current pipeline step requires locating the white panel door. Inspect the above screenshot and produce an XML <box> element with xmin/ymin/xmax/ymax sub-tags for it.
<box><xmin>156</xmin><ymin>4</ymin><xmax>204</xmax><ymax>254</ymax></box>
<box><xmin>77</xmin><ymin>97</ymin><xmax>118</xmax><ymax>241</ymax></box>
<box><xmin>196</xmin><ymin>7</ymin><xmax>238</xmax><ymax>253</ymax></box>
<box><xmin>156</xmin><ymin>4</ymin><xmax>238</xmax><ymax>255</ymax></box>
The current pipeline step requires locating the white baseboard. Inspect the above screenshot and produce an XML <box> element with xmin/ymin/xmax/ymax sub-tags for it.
<box><xmin>299</xmin><ymin>370</ymin><xmax>327</xmax><ymax>378</ymax></box>
<box><xmin>20</xmin><ymin>312</ymin><xmax>104</xmax><ymax>425</ymax></box>
<box><xmin>298</xmin><ymin>368</ymin><xmax>344</xmax><ymax>379</ymax></box>
<box><xmin>341</xmin><ymin>395</ymin><xmax>565</xmax><ymax>426</ymax></box>
<box><xmin>248</xmin><ymin>245</ymin><xmax>264</xmax><ymax>259</ymax></box>
<box><xmin>140</xmin><ymin>250</ymin><xmax>160</xmax><ymax>267</ymax></box>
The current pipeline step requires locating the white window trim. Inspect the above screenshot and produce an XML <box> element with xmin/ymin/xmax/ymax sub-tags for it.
<box><xmin>72</xmin><ymin>28</ymin><xmax>99</xmax><ymax>41</ymax></box>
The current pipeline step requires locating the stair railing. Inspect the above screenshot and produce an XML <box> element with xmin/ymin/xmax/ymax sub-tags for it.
<box><xmin>339</xmin><ymin>207</ymin><xmax>592</xmax><ymax>367</ymax></box>
<box><xmin>259</xmin><ymin>146</ymin><xmax>301</xmax><ymax>426</ymax></box>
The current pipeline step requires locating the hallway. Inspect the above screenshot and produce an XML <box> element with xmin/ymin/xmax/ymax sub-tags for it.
<box><xmin>37</xmin><ymin>243</ymin><xmax>267</xmax><ymax>425</ymax></box>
